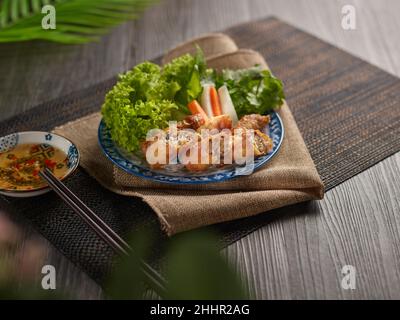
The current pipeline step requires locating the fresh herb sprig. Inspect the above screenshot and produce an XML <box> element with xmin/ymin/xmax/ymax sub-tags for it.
<box><xmin>215</xmin><ymin>65</ymin><xmax>285</xmax><ymax>118</ymax></box>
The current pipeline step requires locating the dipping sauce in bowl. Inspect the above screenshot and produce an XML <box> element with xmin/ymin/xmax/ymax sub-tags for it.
<box><xmin>0</xmin><ymin>131</ymin><xmax>80</xmax><ymax>197</ymax></box>
<box><xmin>0</xmin><ymin>143</ymin><xmax>69</xmax><ymax>191</ymax></box>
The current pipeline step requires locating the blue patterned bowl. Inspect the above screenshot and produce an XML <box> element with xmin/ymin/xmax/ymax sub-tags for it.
<box><xmin>0</xmin><ymin>131</ymin><xmax>80</xmax><ymax>197</ymax></box>
<box><xmin>98</xmin><ymin>112</ymin><xmax>284</xmax><ymax>184</ymax></box>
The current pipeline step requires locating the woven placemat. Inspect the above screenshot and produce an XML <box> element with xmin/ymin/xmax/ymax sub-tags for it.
<box><xmin>1</xmin><ymin>17</ymin><xmax>400</xmax><ymax>284</ymax></box>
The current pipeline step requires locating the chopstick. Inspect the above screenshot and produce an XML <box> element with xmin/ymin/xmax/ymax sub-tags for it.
<box><xmin>39</xmin><ymin>167</ymin><xmax>167</xmax><ymax>297</ymax></box>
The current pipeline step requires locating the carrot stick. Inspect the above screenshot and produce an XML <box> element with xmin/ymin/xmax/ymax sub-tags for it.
<box><xmin>209</xmin><ymin>86</ymin><xmax>222</xmax><ymax>116</ymax></box>
<box><xmin>188</xmin><ymin>100</ymin><xmax>209</xmax><ymax>120</ymax></box>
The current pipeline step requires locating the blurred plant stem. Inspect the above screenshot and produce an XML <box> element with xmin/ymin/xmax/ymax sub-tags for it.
<box><xmin>0</xmin><ymin>209</ymin><xmax>248</xmax><ymax>299</ymax></box>
<box><xmin>107</xmin><ymin>230</ymin><xmax>248</xmax><ymax>300</ymax></box>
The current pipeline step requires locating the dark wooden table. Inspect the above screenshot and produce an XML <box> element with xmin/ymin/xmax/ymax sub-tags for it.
<box><xmin>0</xmin><ymin>0</ymin><xmax>399</xmax><ymax>299</ymax></box>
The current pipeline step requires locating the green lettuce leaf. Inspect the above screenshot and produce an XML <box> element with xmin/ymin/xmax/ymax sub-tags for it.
<box><xmin>101</xmin><ymin>62</ymin><xmax>178</xmax><ymax>152</ymax></box>
<box><xmin>101</xmin><ymin>52</ymin><xmax>205</xmax><ymax>152</ymax></box>
<box><xmin>161</xmin><ymin>49</ymin><xmax>205</xmax><ymax>109</ymax></box>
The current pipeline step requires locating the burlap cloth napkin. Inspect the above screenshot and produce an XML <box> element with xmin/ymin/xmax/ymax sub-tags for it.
<box><xmin>54</xmin><ymin>34</ymin><xmax>324</xmax><ymax>236</ymax></box>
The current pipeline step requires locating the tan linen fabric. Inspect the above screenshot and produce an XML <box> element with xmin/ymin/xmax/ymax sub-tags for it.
<box><xmin>162</xmin><ymin>33</ymin><xmax>238</xmax><ymax>65</ymax></box>
<box><xmin>54</xmin><ymin>34</ymin><xmax>324</xmax><ymax>236</ymax></box>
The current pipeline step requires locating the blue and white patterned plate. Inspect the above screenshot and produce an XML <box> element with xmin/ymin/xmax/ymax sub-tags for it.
<box><xmin>98</xmin><ymin>112</ymin><xmax>284</xmax><ymax>184</ymax></box>
<box><xmin>0</xmin><ymin>131</ymin><xmax>80</xmax><ymax>197</ymax></box>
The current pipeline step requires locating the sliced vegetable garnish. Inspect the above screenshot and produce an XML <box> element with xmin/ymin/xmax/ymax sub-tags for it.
<box><xmin>218</xmin><ymin>85</ymin><xmax>238</xmax><ymax>125</ymax></box>
<box><xmin>200</xmin><ymin>84</ymin><xmax>214</xmax><ymax>118</ymax></box>
<box><xmin>209</xmin><ymin>86</ymin><xmax>222</xmax><ymax>116</ymax></box>
<box><xmin>188</xmin><ymin>100</ymin><xmax>209</xmax><ymax>120</ymax></box>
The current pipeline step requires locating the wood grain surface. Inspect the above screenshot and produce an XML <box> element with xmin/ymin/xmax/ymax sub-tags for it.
<box><xmin>0</xmin><ymin>0</ymin><xmax>399</xmax><ymax>299</ymax></box>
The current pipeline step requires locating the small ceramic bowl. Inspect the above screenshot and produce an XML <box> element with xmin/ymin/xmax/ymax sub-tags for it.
<box><xmin>0</xmin><ymin>131</ymin><xmax>80</xmax><ymax>198</ymax></box>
